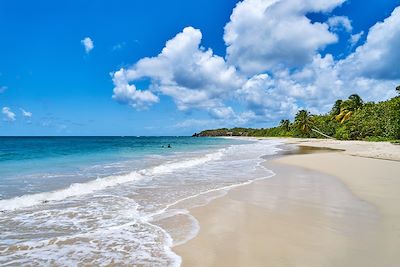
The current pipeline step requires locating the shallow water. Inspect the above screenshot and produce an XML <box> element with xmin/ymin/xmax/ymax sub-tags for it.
<box><xmin>0</xmin><ymin>137</ymin><xmax>281</xmax><ymax>266</ymax></box>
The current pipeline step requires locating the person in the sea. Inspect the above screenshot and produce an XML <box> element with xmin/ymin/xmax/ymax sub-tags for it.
<box><xmin>167</xmin><ymin>144</ymin><xmax>171</xmax><ymax>148</ymax></box>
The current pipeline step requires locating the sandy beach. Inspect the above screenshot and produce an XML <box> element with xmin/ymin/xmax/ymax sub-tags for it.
<box><xmin>174</xmin><ymin>139</ymin><xmax>400</xmax><ymax>266</ymax></box>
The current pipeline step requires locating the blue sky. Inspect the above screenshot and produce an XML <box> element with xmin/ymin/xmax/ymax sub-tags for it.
<box><xmin>0</xmin><ymin>0</ymin><xmax>399</xmax><ymax>136</ymax></box>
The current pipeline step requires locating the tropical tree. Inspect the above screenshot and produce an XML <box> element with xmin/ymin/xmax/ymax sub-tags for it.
<box><xmin>295</xmin><ymin>110</ymin><xmax>335</xmax><ymax>139</ymax></box>
<box><xmin>295</xmin><ymin>110</ymin><xmax>313</xmax><ymax>134</ymax></box>
<box><xmin>335</xmin><ymin>102</ymin><xmax>354</xmax><ymax>123</ymax></box>
<box><xmin>335</xmin><ymin>94</ymin><xmax>364</xmax><ymax>123</ymax></box>
<box><xmin>279</xmin><ymin>119</ymin><xmax>290</xmax><ymax>132</ymax></box>
<box><xmin>330</xmin><ymin>99</ymin><xmax>342</xmax><ymax>116</ymax></box>
<box><xmin>348</xmin><ymin>94</ymin><xmax>364</xmax><ymax>109</ymax></box>
<box><xmin>396</xmin><ymin>85</ymin><xmax>400</xmax><ymax>95</ymax></box>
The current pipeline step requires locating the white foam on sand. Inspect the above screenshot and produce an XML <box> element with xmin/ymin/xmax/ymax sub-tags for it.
<box><xmin>0</xmin><ymin>139</ymin><xmax>283</xmax><ymax>266</ymax></box>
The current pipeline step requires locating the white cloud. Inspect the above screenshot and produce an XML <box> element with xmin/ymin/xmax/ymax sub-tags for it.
<box><xmin>2</xmin><ymin>107</ymin><xmax>16</xmax><ymax>121</ymax></box>
<box><xmin>233</xmin><ymin>46</ymin><xmax>398</xmax><ymax>119</ymax></box>
<box><xmin>112</xmin><ymin>27</ymin><xmax>243</xmax><ymax>117</ymax></box>
<box><xmin>81</xmin><ymin>37</ymin><xmax>94</xmax><ymax>53</ymax></box>
<box><xmin>209</xmin><ymin>106</ymin><xmax>236</xmax><ymax>119</ymax></box>
<box><xmin>112</xmin><ymin>42</ymin><xmax>126</xmax><ymax>51</ymax></box>
<box><xmin>274</xmin><ymin>54</ymin><xmax>396</xmax><ymax>113</ymax></box>
<box><xmin>112</xmin><ymin>69</ymin><xmax>159</xmax><ymax>109</ymax></box>
<box><xmin>237</xmin><ymin>51</ymin><xmax>397</xmax><ymax>119</ymax></box>
<box><xmin>112</xmin><ymin>1</ymin><xmax>400</xmax><ymax>125</ymax></box>
<box><xmin>174</xmin><ymin>119</ymin><xmax>216</xmax><ymax>129</ymax></box>
<box><xmin>240</xmin><ymin>74</ymin><xmax>300</xmax><ymax>119</ymax></box>
<box><xmin>20</xmin><ymin>108</ymin><xmax>32</xmax><ymax>118</ymax></box>
<box><xmin>224</xmin><ymin>0</ymin><xmax>345</xmax><ymax>75</ymax></box>
<box><xmin>341</xmin><ymin>7</ymin><xmax>400</xmax><ymax>80</ymax></box>
<box><xmin>327</xmin><ymin>16</ymin><xmax>353</xmax><ymax>32</ymax></box>
<box><xmin>227</xmin><ymin>1</ymin><xmax>399</xmax><ymax>117</ymax></box>
<box><xmin>349</xmin><ymin>31</ymin><xmax>364</xmax><ymax>47</ymax></box>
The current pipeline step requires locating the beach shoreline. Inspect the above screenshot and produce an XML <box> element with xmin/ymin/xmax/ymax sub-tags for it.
<box><xmin>174</xmin><ymin>138</ymin><xmax>400</xmax><ymax>266</ymax></box>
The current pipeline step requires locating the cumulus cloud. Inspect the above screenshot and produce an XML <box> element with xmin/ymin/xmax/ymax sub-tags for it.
<box><xmin>112</xmin><ymin>69</ymin><xmax>159</xmax><ymax>109</ymax></box>
<box><xmin>237</xmin><ymin>74</ymin><xmax>299</xmax><ymax>119</ymax></box>
<box><xmin>112</xmin><ymin>27</ymin><xmax>243</xmax><ymax>118</ymax></box>
<box><xmin>341</xmin><ymin>7</ymin><xmax>400</xmax><ymax>80</ymax></box>
<box><xmin>81</xmin><ymin>37</ymin><xmax>94</xmax><ymax>53</ymax></box>
<box><xmin>224</xmin><ymin>0</ymin><xmax>345</xmax><ymax>75</ymax></box>
<box><xmin>112</xmin><ymin>0</ymin><xmax>400</xmax><ymax>125</ymax></box>
<box><xmin>20</xmin><ymin>108</ymin><xmax>32</xmax><ymax>118</ymax></box>
<box><xmin>226</xmin><ymin>0</ymin><xmax>399</xmax><ymax>117</ymax></box>
<box><xmin>349</xmin><ymin>31</ymin><xmax>364</xmax><ymax>47</ymax></box>
<box><xmin>235</xmin><ymin>56</ymin><xmax>335</xmax><ymax>118</ymax></box>
<box><xmin>2</xmin><ymin>107</ymin><xmax>16</xmax><ymax>121</ymax></box>
<box><xmin>327</xmin><ymin>16</ymin><xmax>353</xmax><ymax>32</ymax></box>
<box><xmin>243</xmin><ymin>54</ymin><xmax>397</xmax><ymax>116</ymax></box>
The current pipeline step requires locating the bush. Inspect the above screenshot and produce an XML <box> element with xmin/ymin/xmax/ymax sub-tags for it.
<box><xmin>335</xmin><ymin>126</ymin><xmax>350</xmax><ymax>140</ymax></box>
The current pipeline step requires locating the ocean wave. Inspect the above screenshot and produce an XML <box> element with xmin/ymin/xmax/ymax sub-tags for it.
<box><xmin>0</xmin><ymin>139</ymin><xmax>283</xmax><ymax>266</ymax></box>
<box><xmin>0</xmin><ymin>149</ymin><xmax>227</xmax><ymax>211</ymax></box>
<box><xmin>142</xmin><ymin>149</ymin><xmax>224</xmax><ymax>175</ymax></box>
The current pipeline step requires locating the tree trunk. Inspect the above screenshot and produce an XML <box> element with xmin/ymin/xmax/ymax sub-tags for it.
<box><xmin>311</xmin><ymin>128</ymin><xmax>335</xmax><ymax>139</ymax></box>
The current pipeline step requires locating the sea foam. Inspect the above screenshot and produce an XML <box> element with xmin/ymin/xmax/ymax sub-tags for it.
<box><xmin>0</xmin><ymin>149</ymin><xmax>226</xmax><ymax>211</ymax></box>
<box><xmin>0</xmin><ymin>138</ymin><xmax>283</xmax><ymax>266</ymax></box>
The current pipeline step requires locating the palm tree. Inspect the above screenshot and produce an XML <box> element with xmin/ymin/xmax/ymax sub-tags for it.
<box><xmin>330</xmin><ymin>99</ymin><xmax>342</xmax><ymax>116</ymax></box>
<box><xmin>335</xmin><ymin>94</ymin><xmax>364</xmax><ymax>123</ymax></box>
<box><xmin>295</xmin><ymin>110</ymin><xmax>335</xmax><ymax>139</ymax></box>
<box><xmin>335</xmin><ymin>101</ymin><xmax>354</xmax><ymax>123</ymax></box>
<box><xmin>279</xmin><ymin>119</ymin><xmax>290</xmax><ymax>132</ymax></box>
<box><xmin>348</xmin><ymin>94</ymin><xmax>364</xmax><ymax>109</ymax></box>
<box><xmin>295</xmin><ymin>110</ymin><xmax>313</xmax><ymax>134</ymax></box>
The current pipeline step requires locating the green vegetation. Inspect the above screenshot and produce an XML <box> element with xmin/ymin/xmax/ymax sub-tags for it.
<box><xmin>193</xmin><ymin>87</ymin><xmax>400</xmax><ymax>142</ymax></box>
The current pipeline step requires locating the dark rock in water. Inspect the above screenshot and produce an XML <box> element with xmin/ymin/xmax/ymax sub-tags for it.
<box><xmin>42</xmin><ymin>200</ymin><xmax>49</xmax><ymax>204</ymax></box>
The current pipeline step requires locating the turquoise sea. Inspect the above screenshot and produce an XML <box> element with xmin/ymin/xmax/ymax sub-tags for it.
<box><xmin>0</xmin><ymin>136</ymin><xmax>281</xmax><ymax>266</ymax></box>
<box><xmin>0</xmin><ymin>137</ymin><xmax>241</xmax><ymax>200</ymax></box>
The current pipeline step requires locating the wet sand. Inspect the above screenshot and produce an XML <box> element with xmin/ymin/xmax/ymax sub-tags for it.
<box><xmin>174</xmin><ymin>140</ymin><xmax>400</xmax><ymax>266</ymax></box>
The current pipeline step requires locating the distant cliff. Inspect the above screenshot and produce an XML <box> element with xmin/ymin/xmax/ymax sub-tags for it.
<box><xmin>192</xmin><ymin>128</ymin><xmax>251</xmax><ymax>137</ymax></box>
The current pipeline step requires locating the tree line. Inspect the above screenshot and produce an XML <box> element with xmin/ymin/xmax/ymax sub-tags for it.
<box><xmin>194</xmin><ymin>86</ymin><xmax>400</xmax><ymax>141</ymax></box>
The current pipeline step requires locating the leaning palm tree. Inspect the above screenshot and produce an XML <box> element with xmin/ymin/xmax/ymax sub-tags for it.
<box><xmin>312</xmin><ymin>127</ymin><xmax>335</xmax><ymax>139</ymax></box>
<box><xmin>295</xmin><ymin>110</ymin><xmax>335</xmax><ymax>139</ymax></box>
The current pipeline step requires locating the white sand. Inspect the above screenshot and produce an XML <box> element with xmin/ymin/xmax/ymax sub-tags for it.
<box><xmin>281</xmin><ymin>137</ymin><xmax>400</xmax><ymax>161</ymax></box>
<box><xmin>174</xmin><ymin>139</ymin><xmax>400</xmax><ymax>266</ymax></box>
